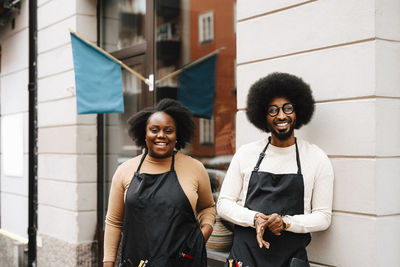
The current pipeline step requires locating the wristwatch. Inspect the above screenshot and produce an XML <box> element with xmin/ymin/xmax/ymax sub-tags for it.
<box><xmin>282</xmin><ymin>216</ymin><xmax>291</xmax><ymax>231</ymax></box>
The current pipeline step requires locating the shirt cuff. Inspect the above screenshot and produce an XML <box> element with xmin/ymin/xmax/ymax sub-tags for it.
<box><xmin>247</xmin><ymin>210</ymin><xmax>259</xmax><ymax>228</ymax></box>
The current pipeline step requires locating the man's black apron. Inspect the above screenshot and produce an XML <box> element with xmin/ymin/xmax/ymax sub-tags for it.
<box><xmin>120</xmin><ymin>152</ymin><xmax>207</xmax><ymax>267</ymax></box>
<box><xmin>226</xmin><ymin>138</ymin><xmax>311</xmax><ymax>267</ymax></box>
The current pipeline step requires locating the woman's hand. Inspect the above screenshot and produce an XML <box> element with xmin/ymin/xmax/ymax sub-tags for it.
<box><xmin>103</xmin><ymin>262</ymin><xmax>114</xmax><ymax>267</ymax></box>
<box><xmin>200</xmin><ymin>224</ymin><xmax>213</xmax><ymax>242</ymax></box>
<box><xmin>254</xmin><ymin>213</ymin><xmax>270</xmax><ymax>249</ymax></box>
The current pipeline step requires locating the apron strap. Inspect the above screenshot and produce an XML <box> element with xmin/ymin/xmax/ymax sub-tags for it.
<box><xmin>170</xmin><ymin>153</ymin><xmax>175</xmax><ymax>171</ymax></box>
<box><xmin>254</xmin><ymin>137</ymin><xmax>271</xmax><ymax>171</ymax></box>
<box><xmin>136</xmin><ymin>150</ymin><xmax>148</xmax><ymax>173</ymax></box>
<box><xmin>136</xmin><ymin>150</ymin><xmax>176</xmax><ymax>173</ymax></box>
<box><xmin>253</xmin><ymin>137</ymin><xmax>302</xmax><ymax>174</ymax></box>
<box><xmin>295</xmin><ymin>138</ymin><xmax>302</xmax><ymax>175</ymax></box>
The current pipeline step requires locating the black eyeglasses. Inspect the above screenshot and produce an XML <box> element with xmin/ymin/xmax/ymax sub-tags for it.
<box><xmin>266</xmin><ymin>103</ymin><xmax>295</xmax><ymax>117</ymax></box>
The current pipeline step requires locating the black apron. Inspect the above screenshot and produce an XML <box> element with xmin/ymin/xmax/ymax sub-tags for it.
<box><xmin>120</xmin><ymin>152</ymin><xmax>207</xmax><ymax>267</ymax></box>
<box><xmin>226</xmin><ymin>138</ymin><xmax>311</xmax><ymax>267</ymax></box>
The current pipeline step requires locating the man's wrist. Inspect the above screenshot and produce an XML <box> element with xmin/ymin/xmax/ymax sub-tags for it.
<box><xmin>282</xmin><ymin>216</ymin><xmax>290</xmax><ymax>230</ymax></box>
<box><xmin>254</xmin><ymin>213</ymin><xmax>260</xmax><ymax>226</ymax></box>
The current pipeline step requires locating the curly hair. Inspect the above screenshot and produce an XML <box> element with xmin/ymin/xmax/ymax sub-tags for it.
<box><xmin>246</xmin><ymin>72</ymin><xmax>315</xmax><ymax>132</ymax></box>
<box><xmin>127</xmin><ymin>98</ymin><xmax>195</xmax><ymax>150</ymax></box>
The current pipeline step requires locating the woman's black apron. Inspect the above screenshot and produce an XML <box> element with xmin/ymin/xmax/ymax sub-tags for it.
<box><xmin>226</xmin><ymin>138</ymin><xmax>311</xmax><ymax>267</ymax></box>
<box><xmin>120</xmin><ymin>152</ymin><xmax>207</xmax><ymax>267</ymax></box>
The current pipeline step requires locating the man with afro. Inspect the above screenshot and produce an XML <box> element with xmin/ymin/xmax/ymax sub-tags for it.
<box><xmin>217</xmin><ymin>72</ymin><xmax>334</xmax><ymax>267</ymax></box>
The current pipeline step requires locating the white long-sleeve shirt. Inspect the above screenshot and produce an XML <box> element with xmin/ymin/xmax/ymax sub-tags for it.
<box><xmin>217</xmin><ymin>137</ymin><xmax>334</xmax><ymax>233</ymax></box>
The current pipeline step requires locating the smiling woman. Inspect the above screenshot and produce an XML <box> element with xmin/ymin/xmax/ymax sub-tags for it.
<box><xmin>145</xmin><ymin>112</ymin><xmax>177</xmax><ymax>158</ymax></box>
<box><xmin>103</xmin><ymin>98</ymin><xmax>216</xmax><ymax>267</ymax></box>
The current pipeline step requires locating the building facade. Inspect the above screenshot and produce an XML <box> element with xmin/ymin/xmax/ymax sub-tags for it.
<box><xmin>0</xmin><ymin>0</ymin><xmax>399</xmax><ymax>266</ymax></box>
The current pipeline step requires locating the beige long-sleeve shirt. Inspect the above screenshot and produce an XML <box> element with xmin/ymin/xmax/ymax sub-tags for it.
<box><xmin>103</xmin><ymin>152</ymin><xmax>216</xmax><ymax>262</ymax></box>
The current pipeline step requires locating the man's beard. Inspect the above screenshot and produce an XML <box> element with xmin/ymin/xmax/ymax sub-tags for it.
<box><xmin>268</xmin><ymin>118</ymin><xmax>296</xmax><ymax>141</ymax></box>
<box><xmin>271</xmin><ymin>125</ymin><xmax>295</xmax><ymax>141</ymax></box>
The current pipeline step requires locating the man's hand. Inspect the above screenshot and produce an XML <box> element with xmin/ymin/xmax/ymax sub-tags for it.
<box><xmin>254</xmin><ymin>213</ymin><xmax>270</xmax><ymax>249</ymax></box>
<box><xmin>266</xmin><ymin>213</ymin><xmax>284</xmax><ymax>235</ymax></box>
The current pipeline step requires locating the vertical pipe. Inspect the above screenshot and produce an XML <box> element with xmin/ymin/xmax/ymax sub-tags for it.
<box><xmin>96</xmin><ymin>0</ymin><xmax>105</xmax><ymax>264</ymax></box>
<box><xmin>28</xmin><ymin>0</ymin><xmax>38</xmax><ymax>266</ymax></box>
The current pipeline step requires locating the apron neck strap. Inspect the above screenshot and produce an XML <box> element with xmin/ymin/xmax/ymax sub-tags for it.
<box><xmin>253</xmin><ymin>136</ymin><xmax>302</xmax><ymax>174</ymax></box>
<box><xmin>170</xmin><ymin>153</ymin><xmax>175</xmax><ymax>171</ymax></box>
<box><xmin>253</xmin><ymin>137</ymin><xmax>271</xmax><ymax>171</ymax></box>
<box><xmin>135</xmin><ymin>150</ymin><xmax>176</xmax><ymax>173</ymax></box>
<box><xmin>295</xmin><ymin>138</ymin><xmax>302</xmax><ymax>175</ymax></box>
<box><xmin>136</xmin><ymin>150</ymin><xmax>148</xmax><ymax>173</ymax></box>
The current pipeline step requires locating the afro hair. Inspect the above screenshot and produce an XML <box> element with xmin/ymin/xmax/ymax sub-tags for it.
<box><xmin>246</xmin><ymin>72</ymin><xmax>315</xmax><ymax>132</ymax></box>
<box><xmin>127</xmin><ymin>98</ymin><xmax>195</xmax><ymax>150</ymax></box>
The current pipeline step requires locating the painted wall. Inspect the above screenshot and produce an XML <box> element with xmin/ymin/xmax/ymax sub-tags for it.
<box><xmin>0</xmin><ymin>0</ymin><xmax>29</xmax><ymax>239</ymax></box>
<box><xmin>36</xmin><ymin>0</ymin><xmax>98</xmax><ymax>263</ymax></box>
<box><xmin>1</xmin><ymin>0</ymin><xmax>98</xmax><ymax>265</ymax></box>
<box><xmin>235</xmin><ymin>0</ymin><xmax>400</xmax><ymax>266</ymax></box>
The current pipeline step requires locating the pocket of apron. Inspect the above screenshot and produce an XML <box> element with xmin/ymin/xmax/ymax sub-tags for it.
<box><xmin>168</xmin><ymin>225</ymin><xmax>206</xmax><ymax>266</ymax></box>
<box><xmin>180</xmin><ymin>225</ymin><xmax>205</xmax><ymax>258</ymax></box>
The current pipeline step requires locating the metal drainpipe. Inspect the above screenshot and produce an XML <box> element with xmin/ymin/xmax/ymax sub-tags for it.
<box><xmin>96</xmin><ymin>0</ymin><xmax>105</xmax><ymax>264</ymax></box>
<box><xmin>28</xmin><ymin>0</ymin><xmax>38</xmax><ymax>266</ymax></box>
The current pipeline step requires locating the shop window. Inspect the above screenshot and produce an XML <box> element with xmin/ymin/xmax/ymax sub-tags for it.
<box><xmin>198</xmin><ymin>11</ymin><xmax>214</xmax><ymax>44</ymax></box>
<box><xmin>199</xmin><ymin>117</ymin><xmax>214</xmax><ymax>145</ymax></box>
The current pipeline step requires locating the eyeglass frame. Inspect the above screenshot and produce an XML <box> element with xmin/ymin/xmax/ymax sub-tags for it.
<box><xmin>266</xmin><ymin>103</ymin><xmax>295</xmax><ymax>117</ymax></box>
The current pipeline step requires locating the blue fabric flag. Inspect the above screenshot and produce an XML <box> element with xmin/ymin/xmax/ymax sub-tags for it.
<box><xmin>70</xmin><ymin>33</ymin><xmax>124</xmax><ymax>114</ymax></box>
<box><xmin>177</xmin><ymin>55</ymin><xmax>217</xmax><ymax>119</ymax></box>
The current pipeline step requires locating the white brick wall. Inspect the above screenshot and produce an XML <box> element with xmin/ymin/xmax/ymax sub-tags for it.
<box><xmin>36</xmin><ymin>0</ymin><xmax>98</xmax><ymax>245</ymax></box>
<box><xmin>236</xmin><ymin>0</ymin><xmax>400</xmax><ymax>266</ymax></box>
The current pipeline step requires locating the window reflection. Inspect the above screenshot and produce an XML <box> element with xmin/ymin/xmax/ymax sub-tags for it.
<box><xmin>155</xmin><ymin>0</ymin><xmax>237</xmax><ymax>163</ymax></box>
<box><xmin>102</xmin><ymin>0</ymin><xmax>146</xmax><ymax>52</ymax></box>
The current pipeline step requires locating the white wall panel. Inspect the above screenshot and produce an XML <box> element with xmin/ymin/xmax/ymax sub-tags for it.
<box><xmin>38</xmin><ymin>70</ymin><xmax>75</xmax><ymax>102</ymax></box>
<box><xmin>1</xmin><ymin>155</ymin><xmax>28</xmax><ymax>196</ymax></box>
<box><xmin>38</xmin><ymin>126</ymin><xmax>96</xmax><ymax>154</ymax></box>
<box><xmin>76</xmin><ymin>126</ymin><xmax>97</xmax><ymax>154</ymax></box>
<box><xmin>376</xmin><ymin>99</ymin><xmax>400</xmax><ymax>156</ymax></box>
<box><xmin>76</xmin><ymin>0</ymin><xmax>97</xmax><ymax>16</ymax></box>
<box><xmin>38</xmin><ymin>98</ymin><xmax>96</xmax><ymax>127</ymax></box>
<box><xmin>38</xmin><ymin>44</ymin><xmax>73</xmax><ymax>78</ymax></box>
<box><xmin>38</xmin><ymin>98</ymin><xmax>76</xmax><ymax>127</ymax></box>
<box><xmin>237</xmin><ymin>0</ymin><xmax>375</xmax><ymax>64</ymax></box>
<box><xmin>38</xmin><ymin>154</ymin><xmax>96</xmax><ymax>183</ymax></box>
<box><xmin>76</xmin><ymin>210</ymin><xmax>97</xmax><ymax>243</ymax></box>
<box><xmin>38</xmin><ymin>205</ymin><xmax>79</xmax><ymax>243</ymax></box>
<box><xmin>76</xmin><ymin>155</ymin><xmax>97</xmax><ymax>182</ymax></box>
<box><xmin>237</xmin><ymin>0</ymin><xmax>309</xmax><ymax>20</ymax></box>
<box><xmin>297</xmin><ymin>100</ymin><xmax>376</xmax><ymax>156</ymax></box>
<box><xmin>1</xmin><ymin>28</ymin><xmax>29</xmax><ymax>75</ymax></box>
<box><xmin>330</xmin><ymin>158</ymin><xmax>376</xmax><ymax>214</ymax></box>
<box><xmin>38</xmin><ymin>16</ymin><xmax>75</xmax><ymax>53</ymax></box>
<box><xmin>235</xmin><ymin>110</ymin><xmax>265</xmax><ymax>149</ymax></box>
<box><xmin>38</xmin><ymin>205</ymin><xmax>96</xmax><ymax>243</ymax></box>
<box><xmin>0</xmin><ymin>193</ymin><xmax>28</xmax><ymax>238</ymax></box>
<box><xmin>376</xmin><ymin>0</ymin><xmax>400</xmax><ymax>41</ymax></box>
<box><xmin>376</xmin><ymin>158</ymin><xmax>400</xmax><ymax>215</ymax></box>
<box><xmin>237</xmin><ymin>41</ymin><xmax>376</xmax><ymax>109</ymax></box>
<box><xmin>76</xmin><ymin>14</ymin><xmax>97</xmax><ymax>41</ymax></box>
<box><xmin>38</xmin><ymin>15</ymin><xmax>96</xmax><ymax>54</ymax></box>
<box><xmin>38</xmin><ymin>0</ymin><xmax>76</xmax><ymax>30</ymax></box>
<box><xmin>376</xmin><ymin>215</ymin><xmax>400</xmax><ymax>266</ymax></box>
<box><xmin>38</xmin><ymin>179</ymin><xmax>96</xmax><ymax>211</ymax></box>
<box><xmin>308</xmin><ymin>212</ymin><xmax>377</xmax><ymax>267</ymax></box>
<box><xmin>0</xmin><ymin>69</ymin><xmax>29</xmax><ymax>114</ymax></box>
<box><xmin>376</xmin><ymin>41</ymin><xmax>400</xmax><ymax>97</ymax></box>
